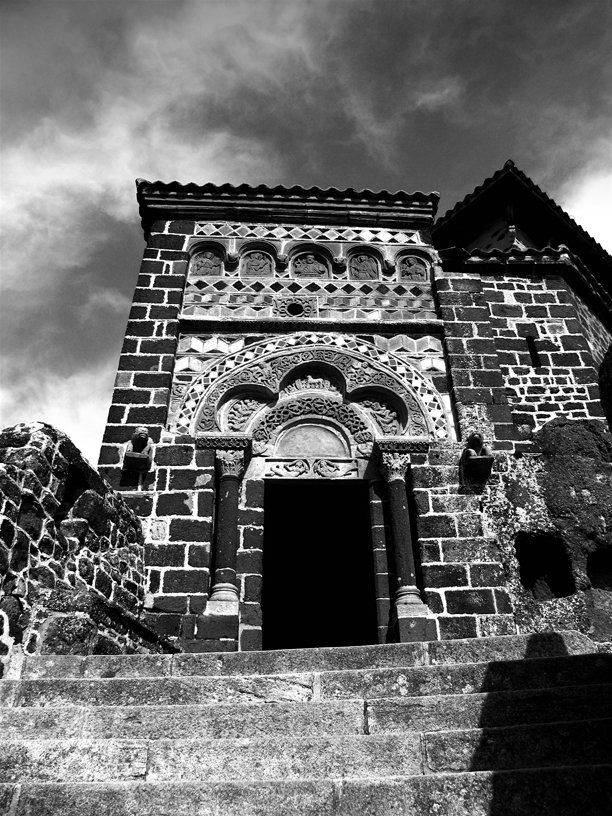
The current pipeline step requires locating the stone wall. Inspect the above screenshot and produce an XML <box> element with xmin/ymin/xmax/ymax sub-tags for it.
<box><xmin>0</xmin><ymin>423</ymin><xmax>174</xmax><ymax>675</ymax></box>
<box><xmin>479</xmin><ymin>274</ymin><xmax>605</xmax><ymax>433</ymax></box>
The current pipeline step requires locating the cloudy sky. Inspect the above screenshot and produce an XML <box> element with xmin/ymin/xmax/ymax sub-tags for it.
<box><xmin>1</xmin><ymin>0</ymin><xmax>611</xmax><ymax>464</ymax></box>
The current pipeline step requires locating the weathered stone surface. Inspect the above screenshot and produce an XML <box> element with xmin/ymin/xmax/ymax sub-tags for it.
<box><xmin>424</xmin><ymin>718</ymin><xmax>612</xmax><ymax>772</ymax></box>
<box><xmin>320</xmin><ymin>653</ymin><xmax>612</xmax><ymax>700</ymax></box>
<box><xmin>5</xmin><ymin>781</ymin><xmax>337</xmax><ymax>816</ymax></box>
<box><xmin>367</xmin><ymin>683</ymin><xmax>612</xmax><ymax>733</ymax></box>
<box><xmin>8</xmin><ymin>673</ymin><xmax>315</xmax><ymax>707</ymax></box>
<box><xmin>173</xmin><ymin>642</ymin><xmax>426</xmax><ymax>676</ymax></box>
<box><xmin>6</xmin><ymin>768</ymin><xmax>612</xmax><ymax>816</ymax></box>
<box><xmin>146</xmin><ymin>734</ymin><xmax>423</xmax><ymax>781</ymax></box>
<box><xmin>0</xmin><ymin>739</ymin><xmax>148</xmax><ymax>783</ymax></box>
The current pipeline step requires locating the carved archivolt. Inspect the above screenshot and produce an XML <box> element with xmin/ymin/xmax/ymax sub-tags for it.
<box><xmin>174</xmin><ymin>332</ymin><xmax>450</xmax><ymax>441</ymax></box>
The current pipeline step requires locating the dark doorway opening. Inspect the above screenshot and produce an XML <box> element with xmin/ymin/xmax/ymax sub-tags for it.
<box><xmin>262</xmin><ymin>480</ymin><xmax>378</xmax><ymax>650</ymax></box>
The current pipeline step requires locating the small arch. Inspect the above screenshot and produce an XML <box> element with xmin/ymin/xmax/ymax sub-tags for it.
<box><xmin>346</xmin><ymin>246</ymin><xmax>382</xmax><ymax>280</ymax></box>
<box><xmin>189</xmin><ymin>241</ymin><xmax>227</xmax><ymax>277</ymax></box>
<box><xmin>395</xmin><ymin>253</ymin><xmax>430</xmax><ymax>283</ymax></box>
<box><xmin>239</xmin><ymin>243</ymin><xmax>276</xmax><ymax>278</ymax></box>
<box><xmin>288</xmin><ymin>243</ymin><xmax>332</xmax><ymax>279</ymax></box>
<box><xmin>279</xmin><ymin>362</ymin><xmax>346</xmax><ymax>396</ymax></box>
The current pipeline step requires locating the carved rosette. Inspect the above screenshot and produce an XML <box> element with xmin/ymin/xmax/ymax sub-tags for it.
<box><xmin>216</xmin><ymin>449</ymin><xmax>245</xmax><ymax>480</ymax></box>
<box><xmin>379</xmin><ymin>452</ymin><xmax>411</xmax><ymax>483</ymax></box>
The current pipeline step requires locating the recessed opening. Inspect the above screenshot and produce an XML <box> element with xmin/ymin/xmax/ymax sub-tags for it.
<box><xmin>526</xmin><ymin>335</ymin><xmax>542</xmax><ymax>368</ymax></box>
<box><xmin>262</xmin><ymin>480</ymin><xmax>378</xmax><ymax>649</ymax></box>
<box><xmin>587</xmin><ymin>549</ymin><xmax>612</xmax><ymax>590</ymax></box>
<box><xmin>287</xmin><ymin>302</ymin><xmax>305</xmax><ymax>317</ymax></box>
<box><xmin>514</xmin><ymin>531</ymin><xmax>575</xmax><ymax>600</ymax></box>
<box><xmin>54</xmin><ymin>464</ymin><xmax>89</xmax><ymax>523</ymax></box>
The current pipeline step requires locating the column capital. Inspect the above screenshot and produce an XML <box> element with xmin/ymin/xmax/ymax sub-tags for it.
<box><xmin>379</xmin><ymin>451</ymin><xmax>411</xmax><ymax>483</ymax></box>
<box><xmin>216</xmin><ymin>449</ymin><xmax>245</xmax><ymax>480</ymax></box>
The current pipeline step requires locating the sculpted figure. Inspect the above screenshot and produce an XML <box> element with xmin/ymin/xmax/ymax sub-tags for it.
<box><xmin>243</xmin><ymin>251</ymin><xmax>273</xmax><ymax>277</ymax></box>
<box><xmin>398</xmin><ymin>256</ymin><xmax>428</xmax><ymax>281</ymax></box>
<box><xmin>293</xmin><ymin>253</ymin><xmax>328</xmax><ymax>278</ymax></box>
<box><xmin>123</xmin><ymin>426</ymin><xmax>154</xmax><ymax>472</ymax></box>
<box><xmin>192</xmin><ymin>250</ymin><xmax>222</xmax><ymax>276</ymax></box>
<box><xmin>349</xmin><ymin>253</ymin><xmax>379</xmax><ymax>280</ymax></box>
<box><xmin>460</xmin><ymin>432</ymin><xmax>493</xmax><ymax>482</ymax></box>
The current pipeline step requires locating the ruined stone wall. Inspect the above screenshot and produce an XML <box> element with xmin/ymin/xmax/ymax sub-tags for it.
<box><xmin>0</xmin><ymin>423</ymin><xmax>173</xmax><ymax>674</ymax></box>
<box><xmin>484</xmin><ymin>418</ymin><xmax>612</xmax><ymax>645</ymax></box>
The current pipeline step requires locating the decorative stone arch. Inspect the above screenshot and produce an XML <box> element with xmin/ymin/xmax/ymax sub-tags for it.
<box><xmin>287</xmin><ymin>243</ymin><xmax>333</xmax><ymax>278</ymax></box>
<box><xmin>173</xmin><ymin>332</ymin><xmax>452</xmax><ymax>440</ymax></box>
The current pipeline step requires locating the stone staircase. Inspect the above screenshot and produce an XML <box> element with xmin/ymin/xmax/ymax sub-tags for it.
<box><xmin>0</xmin><ymin>632</ymin><xmax>611</xmax><ymax>815</ymax></box>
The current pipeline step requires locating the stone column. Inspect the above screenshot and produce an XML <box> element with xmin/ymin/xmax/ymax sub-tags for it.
<box><xmin>379</xmin><ymin>450</ymin><xmax>436</xmax><ymax>642</ymax></box>
<box><xmin>209</xmin><ymin>449</ymin><xmax>245</xmax><ymax>604</ymax></box>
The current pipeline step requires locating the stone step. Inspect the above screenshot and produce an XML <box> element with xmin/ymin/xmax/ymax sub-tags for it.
<box><xmin>10</xmin><ymin>630</ymin><xmax>595</xmax><ymax>680</ymax></box>
<box><xmin>2</xmin><ymin>683</ymin><xmax>608</xmax><ymax>742</ymax></box>
<box><xmin>2</xmin><ymin>653</ymin><xmax>610</xmax><ymax>708</ymax></box>
<box><xmin>367</xmin><ymin>683</ymin><xmax>612</xmax><ymax>733</ymax></box>
<box><xmin>3</xmin><ymin>768</ymin><xmax>612</xmax><ymax>816</ymax></box>
<box><xmin>0</xmin><ymin>700</ymin><xmax>366</xmax><ymax>741</ymax></box>
<box><xmin>0</xmin><ymin>722</ymin><xmax>609</xmax><ymax>785</ymax></box>
<box><xmin>0</xmin><ymin>734</ymin><xmax>423</xmax><ymax>784</ymax></box>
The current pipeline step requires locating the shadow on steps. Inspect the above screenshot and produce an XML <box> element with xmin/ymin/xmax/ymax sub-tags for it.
<box><xmin>470</xmin><ymin>632</ymin><xmax>612</xmax><ymax>815</ymax></box>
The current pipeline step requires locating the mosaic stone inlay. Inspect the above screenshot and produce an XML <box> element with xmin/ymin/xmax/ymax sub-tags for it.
<box><xmin>194</xmin><ymin>222</ymin><xmax>425</xmax><ymax>245</ymax></box>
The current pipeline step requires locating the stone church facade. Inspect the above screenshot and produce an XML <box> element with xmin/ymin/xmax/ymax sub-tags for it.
<box><xmin>96</xmin><ymin>161</ymin><xmax>612</xmax><ymax>654</ymax></box>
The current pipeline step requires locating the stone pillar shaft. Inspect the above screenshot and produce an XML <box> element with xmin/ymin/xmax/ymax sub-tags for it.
<box><xmin>209</xmin><ymin>449</ymin><xmax>245</xmax><ymax>602</ymax></box>
<box><xmin>214</xmin><ymin>475</ymin><xmax>240</xmax><ymax>587</ymax></box>
<box><xmin>386</xmin><ymin>479</ymin><xmax>418</xmax><ymax>590</ymax></box>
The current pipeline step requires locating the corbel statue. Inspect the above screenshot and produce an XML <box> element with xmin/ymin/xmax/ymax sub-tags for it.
<box><xmin>122</xmin><ymin>426</ymin><xmax>154</xmax><ymax>473</ymax></box>
<box><xmin>460</xmin><ymin>432</ymin><xmax>494</xmax><ymax>482</ymax></box>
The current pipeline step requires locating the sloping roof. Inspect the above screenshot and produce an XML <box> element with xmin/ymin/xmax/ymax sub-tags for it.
<box><xmin>136</xmin><ymin>179</ymin><xmax>440</xmax><ymax>238</ymax></box>
<box><xmin>433</xmin><ymin>160</ymin><xmax>612</xmax><ymax>280</ymax></box>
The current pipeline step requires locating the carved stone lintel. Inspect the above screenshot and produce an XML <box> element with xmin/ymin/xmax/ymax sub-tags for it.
<box><xmin>376</xmin><ymin>438</ymin><xmax>430</xmax><ymax>454</ymax></box>
<box><xmin>216</xmin><ymin>449</ymin><xmax>245</xmax><ymax>480</ymax></box>
<box><xmin>380</xmin><ymin>452</ymin><xmax>411</xmax><ymax>483</ymax></box>
<box><xmin>197</xmin><ymin>434</ymin><xmax>251</xmax><ymax>450</ymax></box>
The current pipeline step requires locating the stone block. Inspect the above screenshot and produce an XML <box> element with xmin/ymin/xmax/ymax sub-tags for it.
<box><xmin>169</xmin><ymin>519</ymin><xmax>211</xmax><ymax>542</ymax></box>
<box><xmin>156</xmin><ymin>493</ymin><xmax>192</xmax><ymax>516</ymax></box>
<box><xmin>162</xmin><ymin>569</ymin><xmax>208</xmax><ymax>594</ymax></box>
<box><xmin>422</xmin><ymin>564</ymin><xmax>468</xmax><ymax>588</ymax></box>
<box><xmin>438</xmin><ymin>616</ymin><xmax>478</xmax><ymax>639</ymax></box>
<box><xmin>445</xmin><ymin>589</ymin><xmax>496</xmax><ymax>615</ymax></box>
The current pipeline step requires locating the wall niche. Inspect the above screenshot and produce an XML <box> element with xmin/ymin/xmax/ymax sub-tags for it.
<box><xmin>514</xmin><ymin>531</ymin><xmax>575</xmax><ymax>601</ymax></box>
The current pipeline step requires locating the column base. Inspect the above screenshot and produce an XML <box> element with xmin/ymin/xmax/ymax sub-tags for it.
<box><xmin>196</xmin><ymin>583</ymin><xmax>239</xmax><ymax>641</ymax></box>
<box><xmin>393</xmin><ymin>586</ymin><xmax>437</xmax><ymax>642</ymax></box>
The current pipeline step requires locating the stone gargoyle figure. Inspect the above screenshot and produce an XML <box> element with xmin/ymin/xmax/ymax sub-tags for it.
<box><xmin>460</xmin><ymin>432</ymin><xmax>494</xmax><ymax>482</ymax></box>
<box><xmin>122</xmin><ymin>426</ymin><xmax>154</xmax><ymax>472</ymax></box>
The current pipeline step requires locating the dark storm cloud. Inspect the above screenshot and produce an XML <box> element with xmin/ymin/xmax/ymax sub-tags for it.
<box><xmin>1</xmin><ymin>0</ymin><xmax>610</xmax><ymax>461</ymax></box>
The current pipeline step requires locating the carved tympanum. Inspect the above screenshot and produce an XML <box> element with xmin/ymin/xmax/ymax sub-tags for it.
<box><xmin>398</xmin><ymin>256</ymin><xmax>428</xmax><ymax>281</ymax></box>
<box><xmin>227</xmin><ymin>398</ymin><xmax>265</xmax><ymax>432</ymax></box>
<box><xmin>349</xmin><ymin>254</ymin><xmax>379</xmax><ymax>280</ymax></box>
<box><xmin>360</xmin><ymin>398</ymin><xmax>400</xmax><ymax>434</ymax></box>
<box><xmin>242</xmin><ymin>251</ymin><xmax>273</xmax><ymax>277</ymax></box>
<box><xmin>192</xmin><ymin>250</ymin><xmax>223</xmax><ymax>276</ymax></box>
<box><xmin>293</xmin><ymin>253</ymin><xmax>329</xmax><ymax>278</ymax></box>
<box><xmin>282</xmin><ymin>374</ymin><xmax>340</xmax><ymax>396</ymax></box>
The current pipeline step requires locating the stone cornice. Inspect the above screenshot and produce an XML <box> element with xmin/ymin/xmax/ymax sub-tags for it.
<box><xmin>136</xmin><ymin>180</ymin><xmax>439</xmax><ymax>238</ymax></box>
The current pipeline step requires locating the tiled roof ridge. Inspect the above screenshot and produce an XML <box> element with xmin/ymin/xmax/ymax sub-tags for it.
<box><xmin>435</xmin><ymin>161</ymin><xmax>611</xmax><ymax>263</ymax></box>
<box><xmin>135</xmin><ymin>178</ymin><xmax>440</xmax><ymax>202</ymax></box>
